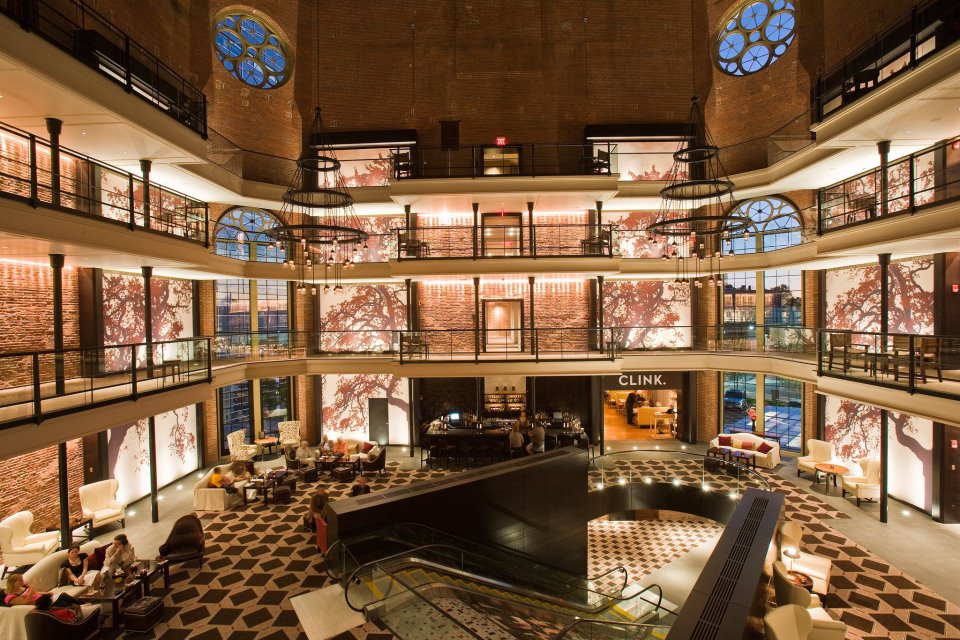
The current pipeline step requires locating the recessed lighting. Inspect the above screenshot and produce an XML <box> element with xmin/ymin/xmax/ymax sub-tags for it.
<box><xmin>618</xmin><ymin>477</ymin><xmax>627</xmax><ymax>485</ymax></box>
<box><xmin>702</xmin><ymin>483</ymin><xmax>711</xmax><ymax>492</ymax></box>
<box><xmin>595</xmin><ymin>483</ymin><xmax>604</xmax><ymax>490</ymax></box>
<box><xmin>655</xmin><ymin>445</ymin><xmax>660</xmax><ymax>450</ymax></box>
<box><xmin>902</xmin><ymin>509</ymin><xmax>910</xmax><ymax>516</ymax></box>
<box><xmin>729</xmin><ymin>491</ymin><xmax>738</xmax><ymax>500</ymax></box>
<box><xmin>157</xmin><ymin>495</ymin><xmax>164</xmax><ymax>501</ymax></box>
<box><xmin>128</xmin><ymin>510</ymin><xmax>136</xmax><ymax>516</ymax></box>
<box><xmin>632</xmin><ymin>446</ymin><xmax>637</xmax><ymax>450</ymax></box>
<box><xmin>672</xmin><ymin>478</ymin><xmax>681</xmax><ymax>486</ymax></box>
<box><xmin>80</xmin><ymin>132</ymin><xmax>87</xmax><ymax>136</ymax></box>
<box><xmin>906</xmin><ymin>130</ymin><xmax>912</xmax><ymax>133</ymax></box>
<box><xmin>643</xmin><ymin>477</ymin><xmax>652</xmax><ymax>484</ymax></box>
<box><xmin>681</xmin><ymin>445</ymin><xmax>687</xmax><ymax>450</ymax></box>
<box><xmin>176</xmin><ymin>484</ymin><xmax>182</xmax><ymax>490</ymax></box>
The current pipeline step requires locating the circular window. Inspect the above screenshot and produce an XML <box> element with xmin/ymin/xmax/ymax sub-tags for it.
<box><xmin>715</xmin><ymin>0</ymin><xmax>796</xmax><ymax>76</ymax></box>
<box><xmin>214</xmin><ymin>11</ymin><xmax>292</xmax><ymax>89</ymax></box>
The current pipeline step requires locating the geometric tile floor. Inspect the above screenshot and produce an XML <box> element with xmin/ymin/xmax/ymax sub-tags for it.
<box><xmin>110</xmin><ymin>458</ymin><xmax>960</xmax><ymax>639</ymax></box>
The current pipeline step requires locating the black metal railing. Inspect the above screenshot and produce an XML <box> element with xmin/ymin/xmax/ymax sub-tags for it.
<box><xmin>0</xmin><ymin>337</ymin><xmax>211</xmax><ymax>428</ymax></box>
<box><xmin>0</xmin><ymin>0</ymin><xmax>207</xmax><ymax>136</ymax></box>
<box><xmin>397</xmin><ymin>224</ymin><xmax>617</xmax><ymax>259</ymax></box>
<box><xmin>393</xmin><ymin>142</ymin><xmax>615</xmax><ymax>179</ymax></box>
<box><xmin>818</xmin><ymin>134</ymin><xmax>960</xmax><ymax>233</ymax></box>
<box><xmin>0</xmin><ymin>120</ymin><xmax>208</xmax><ymax>243</ymax></box>
<box><xmin>814</xmin><ymin>0</ymin><xmax>960</xmax><ymax>122</ymax></box>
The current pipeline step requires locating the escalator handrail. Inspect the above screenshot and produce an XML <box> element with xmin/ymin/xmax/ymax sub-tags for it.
<box><xmin>585</xmin><ymin>565</ymin><xmax>629</xmax><ymax>594</ymax></box>
<box><xmin>643</xmin><ymin>583</ymin><xmax>664</xmax><ymax>613</ymax></box>
<box><xmin>325</xmin><ymin>538</ymin><xmax>362</xmax><ymax>582</ymax></box>
<box><xmin>554</xmin><ymin>618</ymin><xmax>669</xmax><ymax>639</ymax></box>
<box><xmin>345</xmin><ymin>545</ymin><xmax>637</xmax><ymax>618</ymax></box>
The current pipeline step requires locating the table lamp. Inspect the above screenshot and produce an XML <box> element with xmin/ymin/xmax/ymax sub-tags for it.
<box><xmin>783</xmin><ymin>546</ymin><xmax>800</xmax><ymax>571</ymax></box>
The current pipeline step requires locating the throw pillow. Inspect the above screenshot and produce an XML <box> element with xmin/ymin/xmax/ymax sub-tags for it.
<box><xmin>88</xmin><ymin>544</ymin><xmax>109</xmax><ymax>571</ymax></box>
<box><xmin>367</xmin><ymin>445</ymin><xmax>380</xmax><ymax>460</ymax></box>
<box><xmin>740</xmin><ymin>441</ymin><xmax>755</xmax><ymax>451</ymax></box>
<box><xmin>361</xmin><ymin>441</ymin><xmax>375</xmax><ymax>454</ymax></box>
<box><xmin>718</xmin><ymin>435</ymin><xmax>732</xmax><ymax>447</ymax></box>
<box><xmin>757</xmin><ymin>441</ymin><xmax>774</xmax><ymax>454</ymax></box>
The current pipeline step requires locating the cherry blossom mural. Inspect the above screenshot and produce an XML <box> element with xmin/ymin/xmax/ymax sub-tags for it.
<box><xmin>823</xmin><ymin>395</ymin><xmax>881</xmax><ymax>463</ymax></box>
<box><xmin>108</xmin><ymin>405</ymin><xmax>198</xmax><ymax>504</ymax></box>
<box><xmin>822</xmin><ymin>154</ymin><xmax>935</xmax><ymax>228</ymax></box>
<box><xmin>101</xmin><ymin>272</ymin><xmax>194</xmax><ymax>369</ymax></box>
<box><xmin>321</xmin><ymin>373</ymin><xmax>409</xmax><ymax>444</ymax></box>
<box><xmin>602</xmin><ymin>280</ymin><xmax>692</xmax><ymax>348</ymax></box>
<box><xmin>338</xmin><ymin>148</ymin><xmax>394</xmax><ymax>187</ymax></box>
<box><xmin>825</xmin><ymin>257</ymin><xmax>934</xmax><ymax>336</ymax></box>
<box><xmin>357</xmin><ymin>215</ymin><xmax>403</xmax><ymax>262</ymax></box>
<box><xmin>604</xmin><ymin>211</ymin><xmax>664</xmax><ymax>258</ymax></box>
<box><xmin>605</xmin><ymin>141</ymin><xmax>687</xmax><ymax>181</ymax></box>
<box><xmin>318</xmin><ymin>284</ymin><xmax>407</xmax><ymax>352</ymax></box>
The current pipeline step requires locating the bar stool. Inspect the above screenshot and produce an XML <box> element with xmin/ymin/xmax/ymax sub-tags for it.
<box><xmin>439</xmin><ymin>441</ymin><xmax>459</xmax><ymax>469</ymax></box>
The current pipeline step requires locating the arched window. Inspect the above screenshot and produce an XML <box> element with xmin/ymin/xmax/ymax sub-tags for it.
<box><xmin>214</xmin><ymin>207</ymin><xmax>285</xmax><ymax>263</ymax></box>
<box><xmin>214</xmin><ymin>10</ymin><xmax>292</xmax><ymax>89</ymax></box>
<box><xmin>715</xmin><ymin>0</ymin><xmax>796</xmax><ymax>76</ymax></box>
<box><xmin>723</xmin><ymin>195</ymin><xmax>802</xmax><ymax>255</ymax></box>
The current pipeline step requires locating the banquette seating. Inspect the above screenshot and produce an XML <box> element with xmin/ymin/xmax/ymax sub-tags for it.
<box><xmin>708</xmin><ymin>432</ymin><xmax>781</xmax><ymax>469</ymax></box>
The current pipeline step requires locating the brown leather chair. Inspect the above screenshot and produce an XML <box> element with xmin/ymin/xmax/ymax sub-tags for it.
<box><xmin>158</xmin><ymin>514</ymin><xmax>205</xmax><ymax>570</ymax></box>
<box><xmin>361</xmin><ymin>447</ymin><xmax>387</xmax><ymax>476</ymax></box>
<box><xmin>25</xmin><ymin>608</ymin><xmax>100</xmax><ymax>640</ymax></box>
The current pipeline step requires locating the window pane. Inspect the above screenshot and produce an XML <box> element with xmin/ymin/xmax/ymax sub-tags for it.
<box><xmin>723</xmin><ymin>372</ymin><xmax>757</xmax><ymax>433</ymax></box>
<box><xmin>219</xmin><ymin>382</ymin><xmax>251</xmax><ymax>455</ymax></box>
<box><xmin>260</xmin><ymin>377</ymin><xmax>291</xmax><ymax>438</ymax></box>
<box><xmin>215</xmin><ymin>279</ymin><xmax>250</xmax><ymax>333</ymax></box>
<box><xmin>764</xmin><ymin>269</ymin><xmax>802</xmax><ymax>326</ymax></box>
<box><xmin>763</xmin><ymin>375</ymin><xmax>802</xmax><ymax>452</ymax></box>
<box><xmin>723</xmin><ymin>271</ymin><xmax>757</xmax><ymax>343</ymax></box>
<box><xmin>257</xmin><ymin>280</ymin><xmax>289</xmax><ymax>332</ymax></box>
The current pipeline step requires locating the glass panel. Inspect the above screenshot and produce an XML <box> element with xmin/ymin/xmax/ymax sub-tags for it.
<box><xmin>481</xmin><ymin>213</ymin><xmax>522</xmax><ymax>256</ymax></box>
<box><xmin>764</xmin><ymin>375</ymin><xmax>802</xmax><ymax>451</ymax></box>
<box><xmin>482</xmin><ymin>146</ymin><xmax>520</xmax><ymax>175</ymax></box>
<box><xmin>723</xmin><ymin>271</ymin><xmax>757</xmax><ymax>345</ymax></box>
<box><xmin>219</xmin><ymin>382</ymin><xmax>252</xmax><ymax>455</ymax></box>
<box><xmin>259</xmin><ymin>377</ymin><xmax>291</xmax><ymax>438</ymax></box>
<box><xmin>763</xmin><ymin>269</ymin><xmax>802</xmax><ymax>326</ymax></box>
<box><xmin>215</xmin><ymin>279</ymin><xmax>251</xmax><ymax>333</ymax></box>
<box><xmin>723</xmin><ymin>372</ymin><xmax>757</xmax><ymax>434</ymax></box>
<box><xmin>257</xmin><ymin>280</ymin><xmax>289</xmax><ymax>332</ymax></box>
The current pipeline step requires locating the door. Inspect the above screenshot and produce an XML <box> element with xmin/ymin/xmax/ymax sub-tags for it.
<box><xmin>368</xmin><ymin>397</ymin><xmax>389</xmax><ymax>446</ymax></box>
<box><xmin>481</xmin><ymin>212</ymin><xmax>523</xmax><ymax>256</ymax></box>
<box><xmin>483</xmin><ymin>300</ymin><xmax>524</xmax><ymax>352</ymax></box>
<box><xmin>943</xmin><ymin>425</ymin><xmax>960</xmax><ymax>523</ymax></box>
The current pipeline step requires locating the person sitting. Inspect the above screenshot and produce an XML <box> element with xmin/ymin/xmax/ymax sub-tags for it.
<box><xmin>526</xmin><ymin>423</ymin><xmax>546</xmax><ymax>455</ymax></box>
<box><xmin>350</xmin><ymin>477</ymin><xmax>371</xmax><ymax>497</ymax></box>
<box><xmin>34</xmin><ymin>593</ymin><xmax>84</xmax><ymax>622</ymax></box>
<box><xmin>508</xmin><ymin>423</ymin><xmax>525</xmax><ymax>458</ymax></box>
<box><xmin>302</xmin><ymin>488</ymin><xmax>329</xmax><ymax>532</ymax></box>
<box><xmin>209</xmin><ymin>466</ymin><xmax>237</xmax><ymax>493</ymax></box>
<box><xmin>332</xmin><ymin>437</ymin><xmax>350</xmax><ymax>457</ymax></box>
<box><xmin>319</xmin><ymin>434</ymin><xmax>333</xmax><ymax>454</ymax></box>
<box><xmin>230</xmin><ymin>460</ymin><xmax>253</xmax><ymax>483</ymax></box>
<box><xmin>103</xmin><ymin>534</ymin><xmax>136</xmax><ymax>576</ymax></box>
<box><xmin>60</xmin><ymin>543</ymin><xmax>102</xmax><ymax>590</ymax></box>
<box><xmin>5</xmin><ymin>574</ymin><xmax>47</xmax><ymax>606</ymax></box>
<box><xmin>295</xmin><ymin>439</ymin><xmax>314</xmax><ymax>464</ymax></box>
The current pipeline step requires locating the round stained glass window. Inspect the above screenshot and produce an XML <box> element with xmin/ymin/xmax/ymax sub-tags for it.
<box><xmin>214</xmin><ymin>11</ymin><xmax>291</xmax><ymax>89</ymax></box>
<box><xmin>715</xmin><ymin>0</ymin><xmax>796</xmax><ymax>76</ymax></box>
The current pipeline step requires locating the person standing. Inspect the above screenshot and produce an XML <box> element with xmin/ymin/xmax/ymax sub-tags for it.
<box><xmin>625</xmin><ymin>390</ymin><xmax>637</xmax><ymax>425</ymax></box>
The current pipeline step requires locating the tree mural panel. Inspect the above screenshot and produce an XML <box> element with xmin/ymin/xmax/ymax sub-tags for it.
<box><xmin>605</xmin><ymin>211</ymin><xmax>664</xmax><ymax>258</ymax></box>
<box><xmin>321</xmin><ymin>373</ymin><xmax>409</xmax><ymax>444</ymax></box>
<box><xmin>888</xmin><ymin>411</ymin><xmax>933</xmax><ymax>512</ymax></box>
<box><xmin>823</xmin><ymin>395</ymin><xmax>881</xmax><ymax>463</ymax></box>
<box><xmin>319</xmin><ymin>284</ymin><xmax>406</xmax><ymax>352</ymax></box>
<box><xmin>357</xmin><ymin>215</ymin><xmax>402</xmax><ymax>262</ymax></box>
<box><xmin>602</xmin><ymin>281</ymin><xmax>692</xmax><ymax>348</ymax></box>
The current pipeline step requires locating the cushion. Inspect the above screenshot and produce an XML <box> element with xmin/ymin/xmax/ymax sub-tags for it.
<box><xmin>361</xmin><ymin>442</ymin><xmax>375</xmax><ymax>454</ymax></box>
<box><xmin>88</xmin><ymin>544</ymin><xmax>109</xmax><ymax>571</ymax></box>
<box><xmin>718</xmin><ymin>435</ymin><xmax>732</xmax><ymax>447</ymax></box>
<box><xmin>94</xmin><ymin>508</ymin><xmax>122</xmax><ymax>520</ymax></box>
<box><xmin>367</xmin><ymin>445</ymin><xmax>381</xmax><ymax>460</ymax></box>
<box><xmin>757</xmin><ymin>441</ymin><xmax>774</xmax><ymax>454</ymax></box>
<box><xmin>740</xmin><ymin>441</ymin><xmax>755</xmax><ymax>451</ymax></box>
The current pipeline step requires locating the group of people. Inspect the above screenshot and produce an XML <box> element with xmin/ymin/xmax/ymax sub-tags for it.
<box><xmin>509</xmin><ymin>411</ymin><xmax>546</xmax><ymax>456</ymax></box>
<box><xmin>300</xmin><ymin>477</ymin><xmax>372</xmax><ymax>534</ymax></box>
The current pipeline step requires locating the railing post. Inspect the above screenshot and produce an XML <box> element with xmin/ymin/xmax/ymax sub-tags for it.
<box><xmin>32</xmin><ymin>352</ymin><xmax>41</xmax><ymax>422</ymax></box>
<box><xmin>201</xmin><ymin>95</ymin><xmax>208</xmax><ymax>138</ymax></box>
<box><xmin>816</xmin><ymin>330</ymin><xmax>823</xmax><ymax>377</ymax></box>
<box><xmin>131</xmin><ymin>347</ymin><xmax>138</xmax><ymax>399</ymax></box>
<box><xmin>206</xmin><ymin>338</ymin><xmax>213</xmax><ymax>380</ymax></box>
<box><xmin>909</xmin><ymin>6</ymin><xmax>918</xmax><ymax>68</ymax></box>
<box><xmin>28</xmin><ymin>133</ymin><xmax>38</xmax><ymax>205</ymax></box>
<box><xmin>908</xmin><ymin>151</ymin><xmax>916</xmax><ymax>212</ymax></box>
<box><xmin>140</xmin><ymin>159</ymin><xmax>152</xmax><ymax>230</ymax></box>
<box><xmin>472</xmin><ymin>202</ymin><xmax>479</xmax><ymax>259</ymax></box>
<box><xmin>45</xmin><ymin>118</ymin><xmax>62</xmax><ymax>207</ymax></box>
<box><xmin>203</xmin><ymin>203</ymin><xmax>210</xmax><ymax>246</ymax></box>
<box><xmin>816</xmin><ymin>189</ymin><xmax>823</xmax><ymax>236</ymax></box>
<box><xmin>908</xmin><ymin>334</ymin><xmax>916</xmax><ymax>395</ymax></box>
<box><xmin>127</xmin><ymin>174</ymin><xmax>135</xmax><ymax>229</ymax></box>
<box><xmin>877</xmin><ymin>141</ymin><xmax>890</xmax><ymax>219</ymax></box>
<box><xmin>473</xmin><ymin>276</ymin><xmax>480</xmax><ymax>363</ymax></box>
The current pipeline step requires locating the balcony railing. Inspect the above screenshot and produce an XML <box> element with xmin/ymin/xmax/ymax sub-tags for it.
<box><xmin>817</xmin><ymin>134</ymin><xmax>960</xmax><ymax>233</ymax></box>
<box><xmin>393</xmin><ymin>143</ymin><xmax>615</xmax><ymax>179</ymax></box>
<box><xmin>397</xmin><ymin>224</ymin><xmax>616</xmax><ymax>259</ymax></box>
<box><xmin>0</xmin><ymin>121</ymin><xmax>208</xmax><ymax>244</ymax></box>
<box><xmin>213</xmin><ymin>232</ymin><xmax>395</xmax><ymax>264</ymax></box>
<box><xmin>0</xmin><ymin>337</ymin><xmax>211</xmax><ymax>428</ymax></box>
<box><xmin>0</xmin><ymin>0</ymin><xmax>207</xmax><ymax>136</ymax></box>
<box><xmin>814</xmin><ymin>0</ymin><xmax>960</xmax><ymax>122</ymax></box>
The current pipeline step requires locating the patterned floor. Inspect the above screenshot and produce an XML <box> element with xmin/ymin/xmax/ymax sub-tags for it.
<box><xmin>102</xmin><ymin>457</ymin><xmax>960</xmax><ymax>640</ymax></box>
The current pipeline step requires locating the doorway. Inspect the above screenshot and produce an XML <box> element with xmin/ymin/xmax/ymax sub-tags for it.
<box><xmin>481</xmin><ymin>212</ymin><xmax>523</xmax><ymax>256</ymax></box>
<box><xmin>483</xmin><ymin>299</ymin><xmax>524</xmax><ymax>352</ymax></box>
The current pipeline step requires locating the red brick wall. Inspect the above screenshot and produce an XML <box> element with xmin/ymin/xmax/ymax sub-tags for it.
<box><xmin>0</xmin><ymin>439</ymin><xmax>84</xmax><ymax>563</ymax></box>
<box><xmin>821</xmin><ymin>0</ymin><xmax>918</xmax><ymax>69</ymax></box>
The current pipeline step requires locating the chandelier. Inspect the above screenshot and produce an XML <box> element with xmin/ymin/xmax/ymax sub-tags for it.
<box><xmin>646</xmin><ymin>96</ymin><xmax>749</xmax><ymax>289</ymax></box>
<box><xmin>267</xmin><ymin>107</ymin><xmax>368</xmax><ymax>295</ymax></box>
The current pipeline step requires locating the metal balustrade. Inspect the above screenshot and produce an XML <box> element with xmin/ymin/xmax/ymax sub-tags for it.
<box><xmin>0</xmin><ymin>121</ymin><xmax>208</xmax><ymax>243</ymax></box>
<box><xmin>396</xmin><ymin>224</ymin><xmax>617</xmax><ymax>259</ymax></box>
<box><xmin>0</xmin><ymin>0</ymin><xmax>207</xmax><ymax>136</ymax></box>
<box><xmin>818</xmin><ymin>134</ymin><xmax>960</xmax><ymax>233</ymax></box>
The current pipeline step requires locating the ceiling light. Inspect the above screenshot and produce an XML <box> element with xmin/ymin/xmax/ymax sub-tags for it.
<box><xmin>80</xmin><ymin>132</ymin><xmax>87</xmax><ymax>136</ymax></box>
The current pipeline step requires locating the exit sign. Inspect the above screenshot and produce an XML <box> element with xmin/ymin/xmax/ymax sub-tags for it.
<box><xmin>495</xmin><ymin>136</ymin><xmax>507</xmax><ymax>146</ymax></box>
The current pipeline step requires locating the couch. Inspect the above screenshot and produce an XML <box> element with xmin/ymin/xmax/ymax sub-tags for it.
<box><xmin>797</xmin><ymin>439</ymin><xmax>837</xmax><ymax>477</ymax></box>
<box><xmin>159</xmin><ymin>514</ymin><xmax>204</xmax><ymax>569</ymax></box>
<box><xmin>193</xmin><ymin>466</ymin><xmax>251</xmax><ymax>511</ymax></box>
<box><xmin>0</xmin><ymin>511</ymin><xmax>60</xmax><ymax>568</ymax></box>
<box><xmin>779</xmin><ymin>522</ymin><xmax>832</xmax><ymax>594</ymax></box>
<box><xmin>0</xmin><ymin>540</ymin><xmax>101</xmax><ymax>640</ymax></box>
<box><xmin>841</xmin><ymin>457</ymin><xmax>881</xmax><ymax>506</ymax></box>
<box><xmin>25</xmin><ymin>607</ymin><xmax>100</xmax><ymax>640</ymax></box>
<box><xmin>77</xmin><ymin>479</ymin><xmax>126</xmax><ymax>529</ymax></box>
<box><xmin>764</xmin><ymin>604</ymin><xmax>846</xmax><ymax>640</ymax></box>
<box><xmin>332</xmin><ymin>439</ymin><xmax>380</xmax><ymax>463</ymax></box>
<box><xmin>709</xmin><ymin>432</ymin><xmax>781</xmax><ymax>469</ymax></box>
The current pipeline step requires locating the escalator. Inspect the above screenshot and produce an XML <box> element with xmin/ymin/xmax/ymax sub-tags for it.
<box><xmin>327</xmin><ymin>524</ymin><xmax>675</xmax><ymax>639</ymax></box>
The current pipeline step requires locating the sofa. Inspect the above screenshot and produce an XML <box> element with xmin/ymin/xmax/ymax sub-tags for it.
<box><xmin>332</xmin><ymin>439</ymin><xmax>381</xmax><ymax>464</ymax></box>
<box><xmin>193</xmin><ymin>466</ymin><xmax>251</xmax><ymax>511</ymax></box>
<box><xmin>764</xmin><ymin>604</ymin><xmax>846</xmax><ymax>640</ymax></box>
<box><xmin>0</xmin><ymin>540</ymin><xmax>101</xmax><ymax>640</ymax></box>
<box><xmin>77</xmin><ymin>479</ymin><xmax>127</xmax><ymax>530</ymax></box>
<box><xmin>779</xmin><ymin>522</ymin><xmax>832</xmax><ymax>594</ymax></box>
<box><xmin>709</xmin><ymin>432</ymin><xmax>781</xmax><ymax>469</ymax></box>
<box><xmin>841</xmin><ymin>457</ymin><xmax>881</xmax><ymax>506</ymax></box>
<box><xmin>0</xmin><ymin>511</ymin><xmax>60</xmax><ymax>568</ymax></box>
<box><xmin>797</xmin><ymin>439</ymin><xmax>838</xmax><ymax>477</ymax></box>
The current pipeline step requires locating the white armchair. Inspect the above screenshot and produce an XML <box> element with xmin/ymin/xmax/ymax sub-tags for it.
<box><xmin>764</xmin><ymin>604</ymin><xmax>847</xmax><ymax>640</ymax></box>
<box><xmin>77</xmin><ymin>478</ymin><xmax>127</xmax><ymax>529</ymax></box>
<box><xmin>797</xmin><ymin>439</ymin><xmax>835</xmax><ymax>477</ymax></box>
<box><xmin>779</xmin><ymin>522</ymin><xmax>832</xmax><ymax>595</ymax></box>
<box><xmin>0</xmin><ymin>511</ymin><xmax>59</xmax><ymax>567</ymax></box>
<box><xmin>841</xmin><ymin>457</ymin><xmax>881</xmax><ymax>506</ymax></box>
<box><xmin>227</xmin><ymin>430</ymin><xmax>257</xmax><ymax>462</ymax></box>
<box><xmin>278</xmin><ymin>421</ymin><xmax>301</xmax><ymax>449</ymax></box>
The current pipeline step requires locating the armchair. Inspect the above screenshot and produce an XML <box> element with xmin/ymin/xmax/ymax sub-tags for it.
<box><xmin>826</xmin><ymin>331</ymin><xmax>866</xmax><ymax>373</ymax></box>
<box><xmin>0</xmin><ymin>511</ymin><xmax>59</xmax><ymax>567</ymax></box>
<box><xmin>227</xmin><ymin>430</ymin><xmax>257</xmax><ymax>462</ymax></box>
<box><xmin>841</xmin><ymin>457</ymin><xmax>881</xmax><ymax>506</ymax></box>
<box><xmin>779</xmin><ymin>522</ymin><xmax>832</xmax><ymax>594</ymax></box>
<box><xmin>278</xmin><ymin>421</ymin><xmax>301</xmax><ymax>449</ymax></box>
<box><xmin>77</xmin><ymin>479</ymin><xmax>126</xmax><ymax>529</ymax></box>
<box><xmin>773</xmin><ymin>561</ymin><xmax>824</xmax><ymax>610</ymax></box>
<box><xmin>764</xmin><ymin>604</ymin><xmax>846</xmax><ymax>640</ymax></box>
<box><xmin>361</xmin><ymin>447</ymin><xmax>387</xmax><ymax>476</ymax></box>
<box><xmin>158</xmin><ymin>514</ymin><xmax>204</xmax><ymax>569</ymax></box>
<box><xmin>797</xmin><ymin>439</ymin><xmax>835</xmax><ymax>477</ymax></box>
<box><xmin>25</xmin><ymin>607</ymin><xmax>100</xmax><ymax>640</ymax></box>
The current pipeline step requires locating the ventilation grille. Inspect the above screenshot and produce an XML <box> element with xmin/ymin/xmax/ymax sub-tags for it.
<box><xmin>689</xmin><ymin>496</ymin><xmax>769</xmax><ymax>640</ymax></box>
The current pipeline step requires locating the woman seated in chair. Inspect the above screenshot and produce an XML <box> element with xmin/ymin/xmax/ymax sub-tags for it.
<box><xmin>332</xmin><ymin>437</ymin><xmax>350</xmax><ymax>457</ymax></box>
<box><xmin>60</xmin><ymin>543</ymin><xmax>103</xmax><ymax>591</ymax></box>
<box><xmin>3</xmin><ymin>574</ymin><xmax>79</xmax><ymax>608</ymax></box>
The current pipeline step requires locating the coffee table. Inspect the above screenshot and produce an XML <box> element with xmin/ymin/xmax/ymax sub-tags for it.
<box><xmin>315</xmin><ymin>454</ymin><xmax>344</xmax><ymax>475</ymax></box>
<box><xmin>331</xmin><ymin>462</ymin><xmax>357</xmax><ymax>482</ymax></box>
<box><xmin>244</xmin><ymin>476</ymin><xmax>277</xmax><ymax>505</ymax></box>
<box><xmin>730</xmin><ymin>450</ymin><xmax>757</xmax><ymax>470</ymax></box>
<box><xmin>814</xmin><ymin>463</ymin><xmax>849</xmax><ymax>489</ymax></box>
<box><xmin>787</xmin><ymin>570</ymin><xmax>814</xmax><ymax>591</ymax></box>
<box><xmin>134</xmin><ymin>558</ymin><xmax>169</xmax><ymax>596</ymax></box>
<box><xmin>80</xmin><ymin>572</ymin><xmax>142</xmax><ymax>629</ymax></box>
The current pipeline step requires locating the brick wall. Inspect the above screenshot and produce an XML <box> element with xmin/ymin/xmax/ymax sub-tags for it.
<box><xmin>696</xmin><ymin>370</ymin><xmax>720</xmax><ymax>443</ymax></box>
<box><xmin>0</xmin><ymin>439</ymin><xmax>84</xmax><ymax>564</ymax></box>
<box><xmin>821</xmin><ymin>0</ymin><xmax>919</xmax><ymax>70</ymax></box>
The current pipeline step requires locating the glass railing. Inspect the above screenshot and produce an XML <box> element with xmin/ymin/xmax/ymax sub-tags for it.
<box><xmin>395</xmin><ymin>142</ymin><xmax>615</xmax><ymax>179</ymax></box>
<box><xmin>0</xmin><ymin>0</ymin><xmax>206</xmax><ymax>135</ymax></box>
<box><xmin>815</xmin><ymin>0</ymin><xmax>960</xmax><ymax>122</ymax></box>
<box><xmin>212</xmin><ymin>232</ymin><xmax>396</xmax><ymax>264</ymax></box>
<box><xmin>818</xmin><ymin>134</ymin><xmax>960</xmax><ymax>233</ymax></box>
<box><xmin>397</xmin><ymin>224</ymin><xmax>617</xmax><ymax>259</ymax></box>
<box><xmin>0</xmin><ymin>337</ymin><xmax>210</xmax><ymax>428</ymax></box>
<box><xmin>557</xmin><ymin>619</ymin><xmax>672</xmax><ymax>639</ymax></box>
<box><xmin>0</xmin><ymin>121</ymin><xmax>208</xmax><ymax>243</ymax></box>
